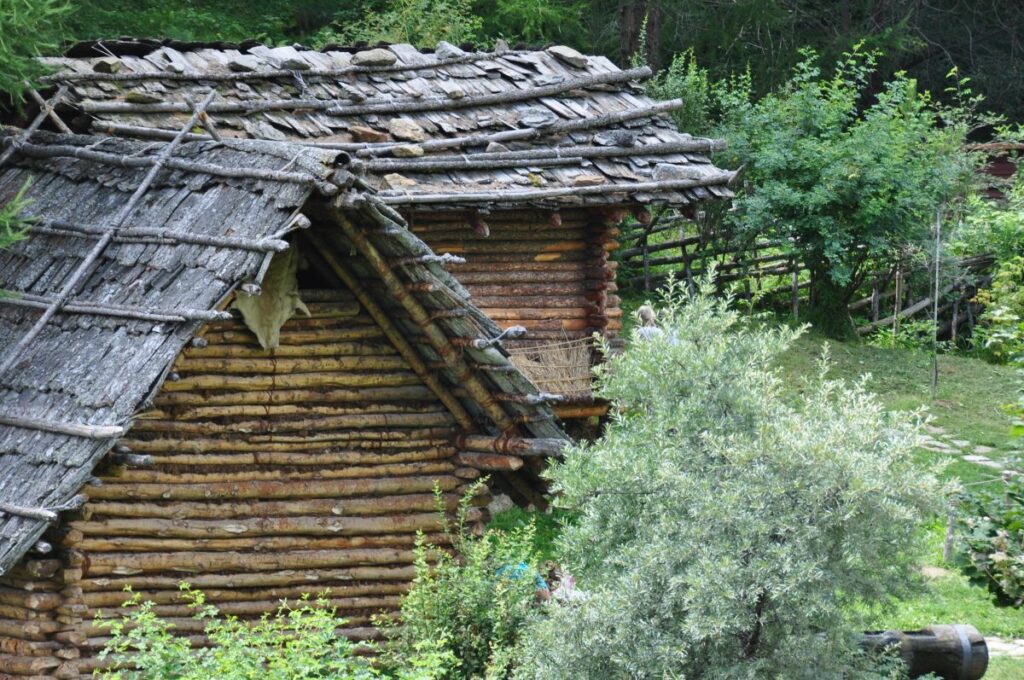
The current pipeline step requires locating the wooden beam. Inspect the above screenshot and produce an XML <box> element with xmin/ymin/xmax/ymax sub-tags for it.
<box><xmin>302</xmin><ymin>230</ymin><xmax>475</xmax><ymax>430</ymax></box>
<box><xmin>329</xmin><ymin>205</ymin><xmax>518</xmax><ymax>433</ymax></box>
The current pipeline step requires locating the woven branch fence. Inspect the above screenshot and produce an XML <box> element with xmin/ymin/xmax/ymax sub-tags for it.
<box><xmin>618</xmin><ymin>214</ymin><xmax>996</xmax><ymax>339</ymax></box>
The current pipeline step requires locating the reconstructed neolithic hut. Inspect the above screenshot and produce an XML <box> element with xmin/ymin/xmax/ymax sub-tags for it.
<box><xmin>30</xmin><ymin>39</ymin><xmax>733</xmax><ymax>419</ymax></box>
<box><xmin>0</xmin><ymin>40</ymin><xmax>731</xmax><ymax>676</ymax></box>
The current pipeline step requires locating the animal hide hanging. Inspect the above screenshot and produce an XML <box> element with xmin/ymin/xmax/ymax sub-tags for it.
<box><xmin>231</xmin><ymin>248</ymin><xmax>309</xmax><ymax>349</ymax></box>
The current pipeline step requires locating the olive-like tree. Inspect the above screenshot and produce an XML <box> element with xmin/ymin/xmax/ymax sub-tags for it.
<box><xmin>516</xmin><ymin>280</ymin><xmax>941</xmax><ymax>679</ymax></box>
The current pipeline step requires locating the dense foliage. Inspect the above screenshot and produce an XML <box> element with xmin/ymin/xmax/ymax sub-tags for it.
<box><xmin>0</xmin><ymin>179</ymin><xmax>34</xmax><ymax>251</ymax></box>
<box><xmin>97</xmin><ymin>588</ymin><xmax>388</xmax><ymax>679</ymax></box>
<box><xmin>515</xmin><ymin>280</ymin><xmax>941</xmax><ymax>679</ymax></box>
<box><xmin>650</xmin><ymin>48</ymin><xmax>975</xmax><ymax>336</ymax></box>
<box><xmin>956</xmin><ymin>465</ymin><xmax>1024</xmax><ymax>609</ymax></box>
<box><xmin>379</xmin><ymin>484</ymin><xmax>543</xmax><ymax>679</ymax></box>
<box><xmin>951</xmin><ymin>177</ymin><xmax>1024</xmax><ymax>364</ymax></box>
<box><xmin>0</xmin><ymin>0</ymin><xmax>69</xmax><ymax>103</ymax></box>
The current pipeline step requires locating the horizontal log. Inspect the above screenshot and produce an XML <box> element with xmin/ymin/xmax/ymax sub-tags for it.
<box><xmin>160</xmin><ymin>370</ymin><xmax>423</xmax><ymax>391</ymax></box>
<box><xmin>199</xmin><ymin>326</ymin><xmax>384</xmax><ymax>345</ymax></box>
<box><xmin>0</xmin><ymin>634</ymin><xmax>61</xmax><ymax>656</ymax></box>
<box><xmin>171</xmin><ymin>355</ymin><xmax>410</xmax><ymax>375</ymax></box>
<box><xmin>78</xmin><ymin>581</ymin><xmax>409</xmax><ymax>609</ymax></box>
<box><xmin>138</xmin><ymin>402</ymin><xmax>445</xmax><ymax>422</ymax></box>
<box><xmin>477</xmin><ymin>307</ymin><xmax>588</xmax><ymax>320</ymax></box>
<box><xmin>4</xmin><ymin>560</ymin><xmax>61</xmax><ymax>581</ymax></box>
<box><xmin>91</xmin><ymin>595</ymin><xmax>403</xmax><ymax>621</ymax></box>
<box><xmin>0</xmin><ymin>588</ymin><xmax>61</xmax><ymax>612</ymax></box>
<box><xmin>85</xmin><ymin>473</ymin><xmax>460</xmax><ymax>501</ymax></box>
<box><xmin>33</xmin><ymin>218</ymin><xmax>291</xmax><ymax>253</ymax></box>
<box><xmin>0</xmin><ymin>654</ymin><xmax>60</xmax><ymax>674</ymax></box>
<box><xmin>180</xmin><ymin>340</ymin><xmax>391</xmax><ymax>359</ymax></box>
<box><xmin>137</xmin><ymin>448</ymin><xmax>455</xmax><ymax>468</ymax></box>
<box><xmin>459</xmin><ymin>434</ymin><xmax>568</xmax><ymax>457</ymax></box>
<box><xmin>453</xmin><ymin>452</ymin><xmax>523</xmax><ymax>472</ymax></box>
<box><xmin>84</xmin><ymin>491</ymin><xmax>482</xmax><ymax>520</ymax></box>
<box><xmin>79</xmin><ymin>548</ymin><xmax>423</xmax><ymax>576</ymax></box>
<box><xmin>120</xmin><ymin>430</ymin><xmax>455</xmax><ymax>452</ymax></box>
<box><xmin>68</xmin><ymin>531</ymin><xmax>448</xmax><ymax>555</ymax></box>
<box><xmin>0</xmin><ymin>617</ymin><xmax>60</xmax><ymax>640</ymax></box>
<box><xmin>128</xmin><ymin>411</ymin><xmax>454</xmax><ymax>435</ymax></box>
<box><xmin>0</xmin><ymin>414</ymin><xmax>123</xmax><ymax>441</ymax></box>
<box><xmin>102</xmin><ymin>461</ymin><xmax>455</xmax><ymax>487</ymax></box>
<box><xmin>152</xmin><ymin>385</ymin><xmax>435</xmax><ymax>407</ymax></box>
<box><xmin>0</xmin><ymin>578</ymin><xmax>60</xmax><ymax>593</ymax></box>
<box><xmin>379</xmin><ymin>173</ymin><xmax>734</xmax><ymax>205</ymax></box>
<box><xmin>75</xmin><ymin>565</ymin><xmax>418</xmax><ymax>593</ymax></box>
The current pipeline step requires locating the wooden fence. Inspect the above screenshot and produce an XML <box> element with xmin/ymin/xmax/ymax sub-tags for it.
<box><xmin>618</xmin><ymin>213</ymin><xmax>995</xmax><ymax>338</ymax></box>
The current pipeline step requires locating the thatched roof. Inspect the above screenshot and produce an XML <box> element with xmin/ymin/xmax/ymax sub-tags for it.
<box><xmin>37</xmin><ymin>39</ymin><xmax>735</xmax><ymax>209</ymax></box>
<box><xmin>0</xmin><ymin>127</ymin><xmax>565</xmax><ymax>576</ymax></box>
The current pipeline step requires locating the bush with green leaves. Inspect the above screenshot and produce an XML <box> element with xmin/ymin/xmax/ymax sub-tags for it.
<box><xmin>515</xmin><ymin>279</ymin><xmax>942</xmax><ymax>679</ymax></box>
<box><xmin>956</xmin><ymin>450</ymin><xmax>1024</xmax><ymax>608</ymax></box>
<box><xmin>96</xmin><ymin>587</ymin><xmax>382</xmax><ymax>679</ymax></box>
<box><xmin>0</xmin><ymin>0</ymin><xmax>69</xmax><ymax>102</ymax></box>
<box><xmin>1</xmin><ymin>178</ymin><xmax>34</xmax><ymax>252</ymax></box>
<box><xmin>650</xmin><ymin>47</ymin><xmax>976</xmax><ymax>337</ymax></box>
<box><xmin>315</xmin><ymin>0</ymin><xmax>481</xmax><ymax>47</ymax></box>
<box><xmin>379</xmin><ymin>482</ymin><xmax>543</xmax><ymax>679</ymax></box>
<box><xmin>951</xmin><ymin>176</ymin><xmax>1024</xmax><ymax>364</ymax></box>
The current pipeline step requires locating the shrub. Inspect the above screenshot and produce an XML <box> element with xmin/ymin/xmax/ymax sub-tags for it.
<box><xmin>956</xmin><ymin>455</ymin><xmax>1024</xmax><ymax>607</ymax></box>
<box><xmin>96</xmin><ymin>587</ymin><xmax>380</xmax><ymax>679</ymax></box>
<box><xmin>315</xmin><ymin>0</ymin><xmax>481</xmax><ymax>47</ymax></box>
<box><xmin>0</xmin><ymin>178</ymin><xmax>34</xmax><ymax>251</ymax></box>
<box><xmin>515</xmin><ymin>279</ymin><xmax>942</xmax><ymax>679</ymax></box>
<box><xmin>379</xmin><ymin>482</ymin><xmax>543</xmax><ymax>679</ymax></box>
<box><xmin>0</xmin><ymin>0</ymin><xmax>69</xmax><ymax>102</ymax></box>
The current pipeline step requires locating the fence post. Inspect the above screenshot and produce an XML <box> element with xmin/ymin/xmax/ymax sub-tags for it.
<box><xmin>790</xmin><ymin>259</ymin><xmax>800</xmax><ymax>321</ymax></box>
<box><xmin>943</xmin><ymin>497</ymin><xmax>957</xmax><ymax>564</ymax></box>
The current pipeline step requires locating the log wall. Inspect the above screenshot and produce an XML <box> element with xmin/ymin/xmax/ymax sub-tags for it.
<box><xmin>0</xmin><ymin>287</ymin><xmax>489</xmax><ymax>677</ymax></box>
<box><xmin>408</xmin><ymin>208</ymin><xmax>622</xmax><ymax>344</ymax></box>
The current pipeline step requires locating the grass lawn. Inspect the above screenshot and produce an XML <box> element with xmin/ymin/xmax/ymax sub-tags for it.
<box><xmin>774</xmin><ymin>331</ymin><xmax>1020</xmax><ymax>457</ymax></box>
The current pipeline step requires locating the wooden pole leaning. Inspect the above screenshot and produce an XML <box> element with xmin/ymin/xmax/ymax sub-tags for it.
<box><xmin>302</xmin><ymin>230</ymin><xmax>475</xmax><ymax>431</ymax></box>
<box><xmin>329</xmin><ymin>204</ymin><xmax>520</xmax><ymax>438</ymax></box>
<box><xmin>0</xmin><ymin>90</ymin><xmax>217</xmax><ymax>377</ymax></box>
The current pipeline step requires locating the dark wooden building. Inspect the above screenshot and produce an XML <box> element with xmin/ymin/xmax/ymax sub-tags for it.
<box><xmin>0</xmin><ymin>40</ymin><xmax>731</xmax><ymax>676</ymax></box>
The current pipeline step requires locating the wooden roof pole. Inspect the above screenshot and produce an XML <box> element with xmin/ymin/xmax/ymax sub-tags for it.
<box><xmin>303</xmin><ymin>230</ymin><xmax>475</xmax><ymax>431</ymax></box>
<box><xmin>329</xmin><ymin>206</ymin><xmax>519</xmax><ymax>434</ymax></box>
<box><xmin>0</xmin><ymin>90</ymin><xmax>216</xmax><ymax>378</ymax></box>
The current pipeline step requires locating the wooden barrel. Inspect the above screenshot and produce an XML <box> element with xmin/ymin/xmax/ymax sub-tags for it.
<box><xmin>860</xmin><ymin>625</ymin><xmax>988</xmax><ymax>680</ymax></box>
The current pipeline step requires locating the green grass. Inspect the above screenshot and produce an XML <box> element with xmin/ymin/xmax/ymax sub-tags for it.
<box><xmin>488</xmin><ymin>507</ymin><xmax>572</xmax><ymax>563</ymax></box>
<box><xmin>862</xmin><ymin>523</ymin><xmax>1024</xmax><ymax>639</ymax></box>
<box><xmin>985</xmin><ymin>656</ymin><xmax>1024</xmax><ymax>680</ymax></box>
<box><xmin>775</xmin><ymin>331</ymin><xmax>1020</xmax><ymax>456</ymax></box>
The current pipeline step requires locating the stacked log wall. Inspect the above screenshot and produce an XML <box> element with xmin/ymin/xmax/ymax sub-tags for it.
<box><xmin>0</xmin><ymin>287</ymin><xmax>488</xmax><ymax>677</ymax></box>
<box><xmin>408</xmin><ymin>208</ymin><xmax>622</xmax><ymax>345</ymax></box>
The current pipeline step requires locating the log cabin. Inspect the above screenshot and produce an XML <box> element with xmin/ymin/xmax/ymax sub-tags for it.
<box><xmin>0</xmin><ymin>40</ymin><xmax>732</xmax><ymax>676</ymax></box>
<box><xmin>26</xmin><ymin>38</ymin><xmax>733</xmax><ymax>423</ymax></box>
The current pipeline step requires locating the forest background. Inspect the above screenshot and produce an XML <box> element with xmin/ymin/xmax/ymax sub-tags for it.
<box><xmin>40</xmin><ymin>0</ymin><xmax>1024</xmax><ymax>120</ymax></box>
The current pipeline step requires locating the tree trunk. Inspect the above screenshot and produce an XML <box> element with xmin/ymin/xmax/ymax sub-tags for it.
<box><xmin>806</xmin><ymin>265</ymin><xmax>857</xmax><ymax>339</ymax></box>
